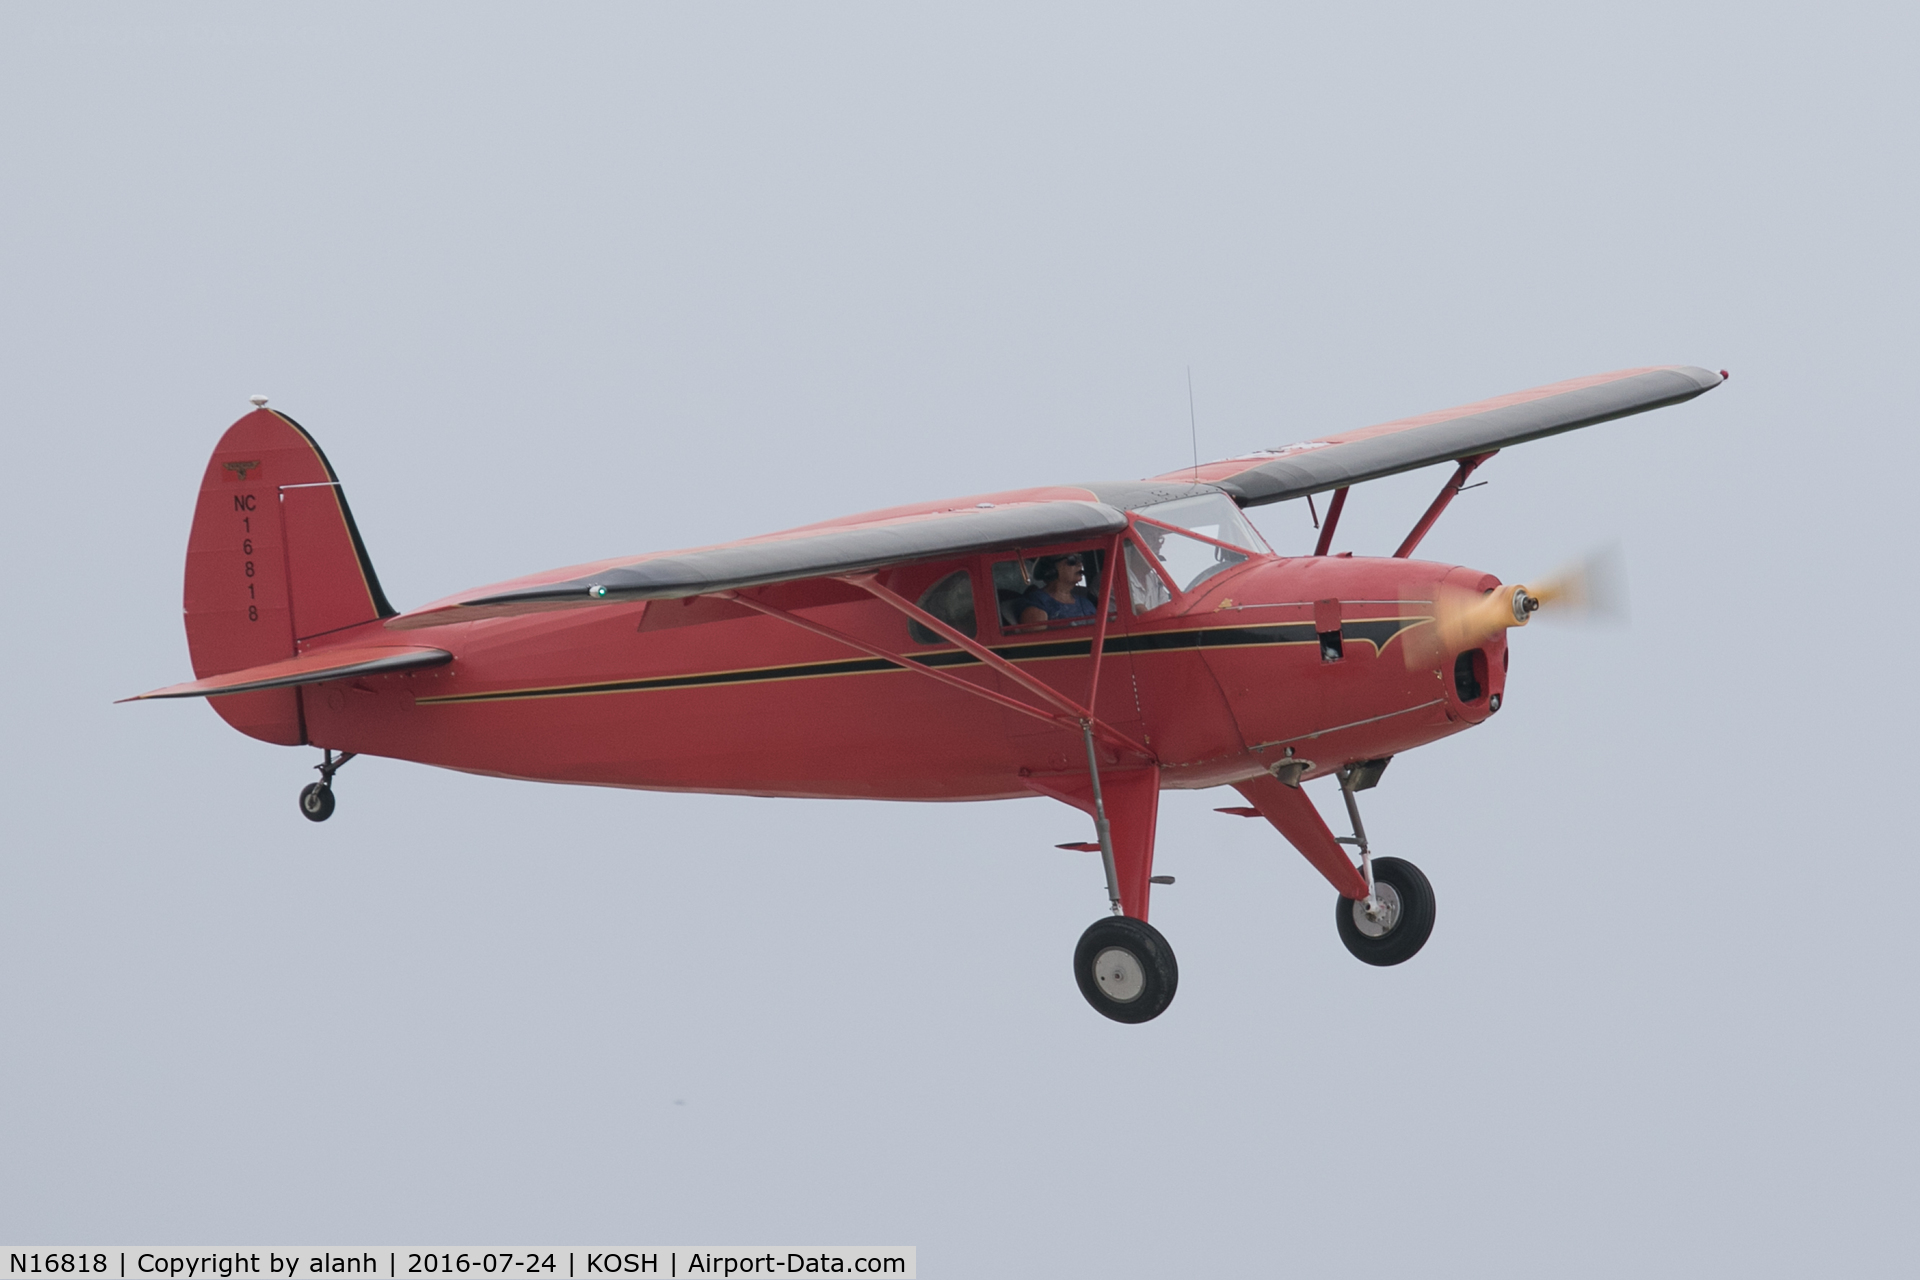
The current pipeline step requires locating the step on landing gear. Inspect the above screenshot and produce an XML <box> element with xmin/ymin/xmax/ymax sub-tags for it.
<box><xmin>1332</xmin><ymin>765</ymin><xmax>1436</xmax><ymax>966</ymax></box>
<box><xmin>1075</xmin><ymin>916</ymin><xmax>1178</xmax><ymax>1024</ymax></box>
<box><xmin>298</xmin><ymin>749</ymin><xmax>355</xmax><ymax>823</ymax></box>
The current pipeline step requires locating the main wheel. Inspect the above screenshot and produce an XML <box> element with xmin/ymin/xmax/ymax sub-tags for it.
<box><xmin>1074</xmin><ymin>916</ymin><xmax>1178</xmax><ymax>1023</ymax></box>
<box><xmin>1335</xmin><ymin>855</ymin><xmax>1434</xmax><ymax>966</ymax></box>
<box><xmin>298</xmin><ymin>782</ymin><xmax>335</xmax><ymax>823</ymax></box>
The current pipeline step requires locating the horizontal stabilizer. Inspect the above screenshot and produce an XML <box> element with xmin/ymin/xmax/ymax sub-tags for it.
<box><xmin>123</xmin><ymin>645</ymin><xmax>451</xmax><ymax>701</ymax></box>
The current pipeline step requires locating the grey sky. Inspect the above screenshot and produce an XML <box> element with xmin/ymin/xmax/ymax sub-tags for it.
<box><xmin>3</xmin><ymin>3</ymin><xmax>1915</xmax><ymax>1275</ymax></box>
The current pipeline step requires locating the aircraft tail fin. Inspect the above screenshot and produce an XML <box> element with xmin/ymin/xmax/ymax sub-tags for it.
<box><xmin>182</xmin><ymin>406</ymin><xmax>395</xmax><ymax>744</ymax></box>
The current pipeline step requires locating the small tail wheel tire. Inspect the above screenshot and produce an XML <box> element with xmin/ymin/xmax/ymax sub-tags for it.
<box><xmin>1336</xmin><ymin>855</ymin><xmax>1435</xmax><ymax>966</ymax></box>
<box><xmin>1074</xmin><ymin>916</ymin><xmax>1178</xmax><ymax>1023</ymax></box>
<box><xmin>298</xmin><ymin>783</ymin><xmax>336</xmax><ymax>823</ymax></box>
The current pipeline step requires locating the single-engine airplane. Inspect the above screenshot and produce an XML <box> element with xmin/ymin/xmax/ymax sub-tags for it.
<box><xmin>130</xmin><ymin>365</ymin><xmax>1725</xmax><ymax>1022</ymax></box>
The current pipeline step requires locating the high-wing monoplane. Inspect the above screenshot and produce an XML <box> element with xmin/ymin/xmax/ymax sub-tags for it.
<box><xmin>129</xmin><ymin>366</ymin><xmax>1725</xmax><ymax>1021</ymax></box>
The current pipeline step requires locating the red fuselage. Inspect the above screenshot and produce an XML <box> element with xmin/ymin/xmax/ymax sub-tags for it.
<box><xmin>295</xmin><ymin>538</ymin><xmax>1506</xmax><ymax>802</ymax></box>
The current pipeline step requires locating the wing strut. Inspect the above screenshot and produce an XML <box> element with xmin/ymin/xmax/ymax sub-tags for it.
<box><xmin>1084</xmin><ymin>532</ymin><xmax>1119</xmax><ymax>704</ymax></box>
<box><xmin>1393</xmin><ymin>452</ymin><xmax>1496</xmax><ymax>559</ymax></box>
<box><xmin>1313</xmin><ymin>487</ymin><xmax>1349</xmax><ymax>556</ymax></box>
<box><xmin>715</xmin><ymin>591</ymin><xmax>1084</xmax><ymax>734</ymax></box>
<box><xmin>841</xmin><ymin>544</ymin><xmax>1149</xmax><ymax>760</ymax></box>
<box><xmin>713</xmin><ymin>539</ymin><xmax>1151</xmax><ymax>763</ymax></box>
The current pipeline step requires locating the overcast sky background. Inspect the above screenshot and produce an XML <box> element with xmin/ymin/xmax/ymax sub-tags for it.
<box><xmin>3</xmin><ymin>3</ymin><xmax>1915</xmax><ymax>1275</ymax></box>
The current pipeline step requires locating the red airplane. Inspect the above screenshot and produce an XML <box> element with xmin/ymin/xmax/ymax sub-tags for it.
<box><xmin>130</xmin><ymin>366</ymin><xmax>1725</xmax><ymax>1022</ymax></box>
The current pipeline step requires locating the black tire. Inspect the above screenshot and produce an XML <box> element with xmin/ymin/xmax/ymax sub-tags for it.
<box><xmin>1335</xmin><ymin>855</ymin><xmax>1435</xmax><ymax>967</ymax></box>
<box><xmin>1074</xmin><ymin>916</ymin><xmax>1178</xmax><ymax>1023</ymax></box>
<box><xmin>298</xmin><ymin>783</ymin><xmax>335</xmax><ymax>823</ymax></box>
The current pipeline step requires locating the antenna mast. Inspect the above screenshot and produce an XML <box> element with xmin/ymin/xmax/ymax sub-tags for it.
<box><xmin>1187</xmin><ymin>367</ymin><xmax>1199</xmax><ymax>482</ymax></box>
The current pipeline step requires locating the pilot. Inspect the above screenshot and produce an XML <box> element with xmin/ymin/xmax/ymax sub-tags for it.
<box><xmin>1016</xmin><ymin>554</ymin><xmax>1097</xmax><ymax>625</ymax></box>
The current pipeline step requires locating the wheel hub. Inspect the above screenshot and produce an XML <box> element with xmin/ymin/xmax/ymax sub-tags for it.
<box><xmin>1090</xmin><ymin>946</ymin><xmax>1146</xmax><ymax>1002</ymax></box>
<box><xmin>1351</xmin><ymin>883</ymin><xmax>1403</xmax><ymax>938</ymax></box>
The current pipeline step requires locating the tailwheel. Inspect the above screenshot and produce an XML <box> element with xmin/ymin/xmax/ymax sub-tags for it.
<box><xmin>1335</xmin><ymin>855</ymin><xmax>1435</xmax><ymax>966</ymax></box>
<box><xmin>297</xmin><ymin>748</ymin><xmax>354</xmax><ymax>823</ymax></box>
<box><xmin>1074</xmin><ymin>916</ymin><xmax>1178</xmax><ymax>1023</ymax></box>
<box><xmin>298</xmin><ymin>782</ymin><xmax>335</xmax><ymax>823</ymax></box>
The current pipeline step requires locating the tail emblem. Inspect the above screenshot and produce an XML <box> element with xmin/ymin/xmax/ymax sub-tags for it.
<box><xmin>223</xmin><ymin>460</ymin><xmax>262</xmax><ymax>480</ymax></box>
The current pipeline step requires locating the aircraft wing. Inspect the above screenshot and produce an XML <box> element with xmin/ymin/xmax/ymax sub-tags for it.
<box><xmin>1168</xmin><ymin>365</ymin><xmax>1725</xmax><ymax>507</ymax></box>
<box><xmin>457</xmin><ymin>498</ymin><xmax>1129</xmax><ymax>609</ymax></box>
<box><xmin>122</xmin><ymin>644</ymin><xmax>453</xmax><ymax>700</ymax></box>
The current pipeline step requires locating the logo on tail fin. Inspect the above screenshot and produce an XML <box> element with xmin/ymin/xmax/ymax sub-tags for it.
<box><xmin>223</xmin><ymin>460</ymin><xmax>262</xmax><ymax>480</ymax></box>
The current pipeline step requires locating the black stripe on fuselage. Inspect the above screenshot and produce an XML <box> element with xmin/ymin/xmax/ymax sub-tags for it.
<box><xmin>415</xmin><ymin>616</ymin><xmax>1430</xmax><ymax>705</ymax></box>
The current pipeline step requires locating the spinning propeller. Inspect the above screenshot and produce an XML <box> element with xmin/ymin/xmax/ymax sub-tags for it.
<box><xmin>1410</xmin><ymin>548</ymin><xmax>1624</xmax><ymax>666</ymax></box>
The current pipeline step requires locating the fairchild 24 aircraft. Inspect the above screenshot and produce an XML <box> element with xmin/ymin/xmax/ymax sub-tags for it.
<box><xmin>130</xmin><ymin>365</ymin><xmax>1725</xmax><ymax>1022</ymax></box>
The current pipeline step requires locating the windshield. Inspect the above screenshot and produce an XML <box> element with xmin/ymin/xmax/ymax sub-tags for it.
<box><xmin>1133</xmin><ymin>493</ymin><xmax>1269</xmax><ymax>554</ymax></box>
<box><xmin>1134</xmin><ymin>522</ymin><xmax>1247</xmax><ymax>593</ymax></box>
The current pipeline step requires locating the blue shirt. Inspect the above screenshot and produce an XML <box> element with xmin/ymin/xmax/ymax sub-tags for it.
<box><xmin>1019</xmin><ymin>586</ymin><xmax>1096</xmax><ymax>621</ymax></box>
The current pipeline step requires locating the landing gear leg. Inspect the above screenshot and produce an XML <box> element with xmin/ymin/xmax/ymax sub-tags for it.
<box><xmin>1338</xmin><ymin>767</ymin><xmax>1384</xmax><ymax>921</ymax></box>
<box><xmin>1332</xmin><ymin>767</ymin><xmax>1435</xmax><ymax>966</ymax></box>
<box><xmin>1081</xmin><ymin>721</ymin><xmax>1122</xmax><ymax>917</ymax></box>
<box><xmin>1043</xmin><ymin>724</ymin><xmax>1176</xmax><ymax>1023</ymax></box>
<box><xmin>298</xmin><ymin>749</ymin><xmax>356</xmax><ymax>823</ymax></box>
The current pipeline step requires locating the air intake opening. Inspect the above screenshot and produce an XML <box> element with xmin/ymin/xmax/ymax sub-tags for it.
<box><xmin>1454</xmin><ymin>649</ymin><xmax>1488</xmax><ymax>702</ymax></box>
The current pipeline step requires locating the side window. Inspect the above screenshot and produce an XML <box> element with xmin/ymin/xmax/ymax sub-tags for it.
<box><xmin>1124</xmin><ymin>541</ymin><xmax>1172</xmax><ymax>615</ymax></box>
<box><xmin>908</xmin><ymin>569</ymin><xmax>977</xmax><ymax>644</ymax></box>
<box><xmin>1133</xmin><ymin>522</ymin><xmax>1248</xmax><ymax>594</ymax></box>
<box><xmin>992</xmin><ymin>549</ymin><xmax>1113</xmax><ymax>631</ymax></box>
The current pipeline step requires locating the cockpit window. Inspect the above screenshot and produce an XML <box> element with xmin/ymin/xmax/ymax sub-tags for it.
<box><xmin>991</xmin><ymin>549</ymin><xmax>1114</xmax><ymax>631</ymax></box>
<box><xmin>1133</xmin><ymin>493</ymin><xmax>1269</xmax><ymax>554</ymax></box>
<box><xmin>1132</xmin><ymin>520</ymin><xmax>1248</xmax><ymax>593</ymax></box>
<box><xmin>908</xmin><ymin>569</ymin><xmax>977</xmax><ymax>644</ymax></box>
<box><xmin>1124</xmin><ymin>541</ymin><xmax>1172</xmax><ymax>614</ymax></box>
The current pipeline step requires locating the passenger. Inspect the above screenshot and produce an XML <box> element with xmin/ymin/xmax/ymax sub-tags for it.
<box><xmin>1016</xmin><ymin>554</ymin><xmax>1097</xmax><ymax>625</ymax></box>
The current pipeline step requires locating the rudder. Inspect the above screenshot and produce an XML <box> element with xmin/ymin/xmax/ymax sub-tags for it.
<box><xmin>183</xmin><ymin>407</ymin><xmax>395</xmax><ymax>744</ymax></box>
